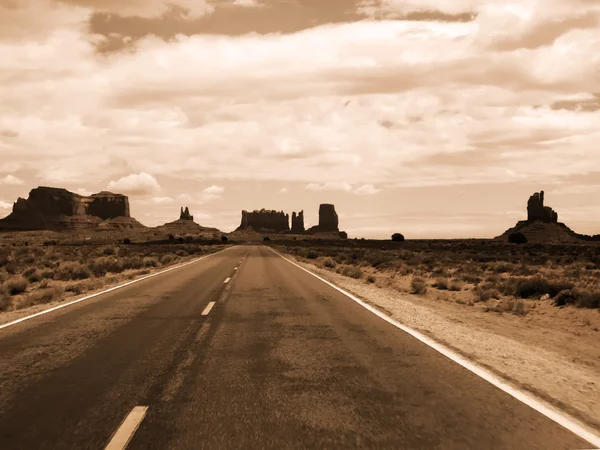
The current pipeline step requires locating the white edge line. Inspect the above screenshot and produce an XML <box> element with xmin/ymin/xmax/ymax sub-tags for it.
<box><xmin>0</xmin><ymin>246</ymin><xmax>236</xmax><ymax>331</ymax></box>
<box><xmin>201</xmin><ymin>301</ymin><xmax>215</xmax><ymax>316</ymax></box>
<box><xmin>105</xmin><ymin>405</ymin><xmax>148</xmax><ymax>450</ymax></box>
<box><xmin>224</xmin><ymin>277</ymin><xmax>231</xmax><ymax>284</ymax></box>
<box><xmin>268</xmin><ymin>247</ymin><xmax>600</xmax><ymax>449</ymax></box>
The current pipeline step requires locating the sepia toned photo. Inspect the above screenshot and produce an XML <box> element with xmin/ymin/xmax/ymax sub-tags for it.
<box><xmin>0</xmin><ymin>1</ymin><xmax>599</xmax><ymax>449</ymax></box>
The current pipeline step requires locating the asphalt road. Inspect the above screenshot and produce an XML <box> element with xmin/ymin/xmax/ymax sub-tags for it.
<box><xmin>0</xmin><ymin>244</ymin><xmax>595</xmax><ymax>449</ymax></box>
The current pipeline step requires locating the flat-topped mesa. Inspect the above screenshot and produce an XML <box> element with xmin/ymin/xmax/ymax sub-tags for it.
<box><xmin>307</xmin><ymin>203</ymin><xmax>339</xmax><ymax>233</ymax></box>
<box><xmin>291</xmin><ymin>210</ymin><xmax>305</xmax><ymax>233</ymax></box>
<box><xmin>237</xmin><ymin>209</ymin><xmax>290</xmax><ymax>232</ymax></box>
<box><xmin>0</xmin><ymin>186</ymin><xmax>140</xmax><ymax>231</ymax></box>
<box><xmin>179</xmin><ymin>206</ymin><xmax>193</xmax><ymax>221</ymax></box>
<box><xmin>527</xmin><ymin>191</ymin><xmax>558</xmax><ymax>223</ymax></box>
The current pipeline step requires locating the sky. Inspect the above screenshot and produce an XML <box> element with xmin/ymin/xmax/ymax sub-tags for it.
<box><xmin>0</xmin><ymin>0</ymin><xmax>599</xmax><ymax>238</ymax></box>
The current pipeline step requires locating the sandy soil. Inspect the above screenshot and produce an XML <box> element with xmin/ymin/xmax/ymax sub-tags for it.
<box><xmin>284</xmin><ymin>253</ymin><xmax>600</xmax><ymax>434</ymax></box>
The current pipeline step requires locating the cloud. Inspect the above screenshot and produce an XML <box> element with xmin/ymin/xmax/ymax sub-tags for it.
<box><xmin>279</xmin><ymin>187</ymin><xmax>289</xmax><ymax>194</ymax></box>
<box><xmin>59</xmin><ymin>0</ymin><xmax>214</xmax><ymax>19</ymax></box>
<box><xmin>0</xmin><ymin>175</ymin><xmax>25</xmax><ymax>185</ymax></box>
<box><xmin>353</xmin><ymin>183</ymin><xmax>380</xmax><ymax>195</ymax></box>
<box><xmin>0</xmin><ymin>200</ymin><xmax>12</xmax><ymax>209</ymax></box>
<box><xmin>152</xmin><ymin>196</ymin><xmax>174</xmax><ymax>204</ymax></box>
<box><xmin>75</xmin><ymin>187</ymin><xmax>93</xmax><ymax>196</ymax></box>
<box><xmin>201</xmin><ymin>185</ymin><xmax>225</xmax><ymax>201</ymax></box>
<box><xmin>106</xmin><ymin>172</ymin><xmax>161</xmax><ymax>196</ymax></box>
<box><xmin>231</xmin><ymin>0</ymin><xmax>264</xmax><ymax>7</ymax></box>
<box><xmin>306</xmin><ymin>182</ymin><xmax>353</xmax><ymax>192</ymax></box>
<box><xmin>1</xmin><ymin>2</ymin><xmax>599</xmax><ymax>194</ymax></box>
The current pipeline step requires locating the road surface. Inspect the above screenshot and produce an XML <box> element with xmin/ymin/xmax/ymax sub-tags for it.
<box><xmin>0</xmin><ymin>245</ymin><xmax>595</xmax><ymax>449</ymax></box>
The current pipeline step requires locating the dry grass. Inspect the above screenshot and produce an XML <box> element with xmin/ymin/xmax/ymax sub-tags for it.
<box><xmin>272</xmin><ymin>238</ymin><xmax>600</xmax><ymax>313</ymax></box>
<box><xmin>0</xmin><ymin>239</ymin><xmax>230</xmax><ymax>312</ymax></box>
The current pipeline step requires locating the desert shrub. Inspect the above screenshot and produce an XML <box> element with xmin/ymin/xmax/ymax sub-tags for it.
<box><xmin>5</xmin><ymin>262</ymin><xmax>17</xmax><ymax>275</ymax></box>
<box><xmin>65</xmin><ymin>282</ymin><xmax>85</xmax><ymax>294</ymax></box>
<box><xmin>474</xmin><ymin>286</ymin><xmax>500</xmax><ymax>302</ymax></box>
<box><xmin>88</xmin><ymin>257</ymin><xmax>123</xmax><ymax>276</ymax></box>
<box><xmin>432</xmin><ymin>278</ymin><xmax>449</xmax><ymax>290</ymax></box>
<box><xmin>177</xmin><ymin>237</ymin><xmax>184</xmax><ymax>243</ymax></box>
<box><xmin>168</xmin><ymin>234</ymin><xmax>175</xmax><ymax>240</ymax></box>
<box><xmin>512</xmin><ymin>299</ymin><xmax>528</xmax><ymax>315</ymax></box>
<box><xmin>43</xmin><ymin>240</ymin><xmax>58</xmax><ymax>246</ymax></box>
<box><xmin>323</xmin><ymin>257</ymin><xmax>337</xmax><ymax>268</ymax></box>
<box><xmin>342</xmin><ymin>266</ymin><xmax>363</xmax><ymax>279</ymax></box>
<box><xmin>367</xmin><ymin>275</ymin><xmax>376</xmax><ymax>283</ymax></box>
<box><xmin>513</xmin><ymin>276</ymin><xmax>573</xmax><ymax>299</ymax></box>
<box><xmin>0</xmin><ymin>291</ymin><xmax>9</xmax><ymax>311</ymax></box>
<box><xmin>56</xmin><ymin>262</ymin><xmax>91</xmax><ymax>280</ymax></box>
<box><xmin>554</xmin><ymin>289</ymin><xmax>600</xmax><ymax>309</ymax></box>
<box><xmin>411</xmin><ymin>276</ymin><xmax>427</xmax><ymax>295</ymax></box>
<box><xmin>160</xmin><ymin>254</ymin><xmax>175</xmax><ymax>265</ymax></box>
<box><xmin>123</xmin><ymin>238</ymin><xmax>131</xmax><ymax>245</ymax></box>
<box><xmin>461</xmin><ymin>274</ymin><xmax>482</xmax><ymax>285</ymax></box>
<box><xmin>448</xmin><ymin>281</ymin><xmax>463</xmax><ymax>291</ymax></box>
<box><xmin>5</xmin><ymin>276</ymin><xmax>28</xmax><ymax>295</ymax></box>
<box><xmin>175</xmin><ymin>250</ymin><xmax>188</xmax><ymax>257</ymax></box>
<box><xmin>263</xmin><ymin>237</ymin><xmax>271</xmax><ymax>241</ymax></box>
<box><xmin>143</xmin><ymin>257</ymin><xmax>159</xmax><ymax>268</ymax></box>
<box><xmin>391</xmin><ymin>233</ymin><xmax>405</xmax><ymax>242</ymax></box>
<box><xmin>121</xmin><ymin>256</ymin><xmax>144</xmax><ymax>270</ymax></box>
<box><xmin>23</xmin><ymin>267</ymin><xmax>42</xmax><ymax>283</ymax></box>
<box><xmin>0</xmin><ymin>252</ymin><xmax>9</xmax><ymax>267</ymax></box>
<box><xmin>508</xmin><ymin>232</ymin><xmax>528</xmax><ymax>244</ymax></box>
<box><xmin>221</xmin><ymin>235</ymin><xmax>228</xmax><ymax>242</ymax></box>
<box><xmin>306</xmin><ymin>250</ymin><xmax>319</xmax><ymax>259</ymax></box>
<box><xmin>26</xmin><ymin>286</ymin><xmax>64</xmax><ymax>306</ymax></box>
<box><xmin>40</xmin><ymin>268</ymin><xmax>55</xmax><ymax>279</ymax></box>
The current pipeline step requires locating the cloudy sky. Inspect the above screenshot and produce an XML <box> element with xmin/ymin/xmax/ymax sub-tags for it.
<box><xmin>1</xmin><ymin>0</ymin><xmax>599</xmax><ymax>238</ymax></box>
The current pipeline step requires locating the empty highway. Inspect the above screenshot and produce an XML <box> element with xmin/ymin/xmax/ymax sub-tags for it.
<box><xmin>0</xmin><ymin>245</ymin><xmax>596</xmax><ymax>449</ymax></box>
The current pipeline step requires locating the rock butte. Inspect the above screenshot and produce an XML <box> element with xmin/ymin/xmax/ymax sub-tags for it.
<box><xmin>0</xmin><ymin>187</ymin><xmax>143</xmax><ymax>231</ymax></box>
<box><xmin>236</xmin><ymin>203</ymin><xmax>345</xmax><ymax>237</ymax></box>
<box><xmin>498</xmin><ymin>191</ymin><xmax>600</xmax><ymax>243</ymax></box>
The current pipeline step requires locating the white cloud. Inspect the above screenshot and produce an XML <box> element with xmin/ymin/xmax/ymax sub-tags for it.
<box><xmin>61</xmin><ymin>0</ymin><xmax>214</xmax><ymax>19</ymax></box>
<box><xmin>0</xmin><ymin>175</ymin><xmax>25</xmax><ymax>185</ymax></box>
<box><xmin>152</xmin><ymin>196</ymin><xmax>174</xmax><ymax>204</ymax></box>
<box><xmin>107</xmin><ymin>172</ymin><xmax>161</xmax><ymax>196</ymax></box>
<box><xmin>0</xmin><ymin>200</ymin><xmax>12</xmax><ymax>209</ymax></box>
<box><xmin>306</xmin><ymin>182</ymin><xmax>353</xmax><ymax>192</ymax></box>
<box><xmin>203</xmin><ymin>185</ymin><xmax>225</xmax><ymax>194</ymax></box>
<box><xmin>279</xmin><ymin>187</ymin><xmax>289</xmax><ymax>194</ymax></box>
<box><xmin>353</xmin><ymin>183</ymin><xmax>380</xmax><ymax>195</ymax></box>
<box><xmin>75</xmin><ymin>187</ymin><xmax>93</xmax><ymax>196</ymax></box>
<box><xmin>231</xmin><ymin>0</ymin><xmax>263</xmax><ymax>7</ymax></box>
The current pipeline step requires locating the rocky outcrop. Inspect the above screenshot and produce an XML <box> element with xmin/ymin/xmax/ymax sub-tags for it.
<box><xmin>236</xmin><ymin>209</ymin><xmax>290</xmax><ymax>232</ymax></box>
<box><xmin>527</xmin><ymin>191</ymin><xmax>558</xmax><ymax>223</ymax></box>
<box><xmin>497</xmin><ymin>190</ymin><xmax>595</xmax><ymax>243</ymax></box>
<box><xmin>306</xmin><ymin>204</ymin><xmax>339</xmax><ymax>233</ymax></box>
<box><xmin>0</xmin><ymin>186</ymin><xmax>143</xmax><ymax>231</ymax></box>
<box><xmin>180</xmin><ymin>206</ymin><xmax>193</xmax><ymax>221</ymax></box>
<box><xmin>291</xmin><ymin>211</ymin><xmax>305</xmax><ymax>233</ymax></box>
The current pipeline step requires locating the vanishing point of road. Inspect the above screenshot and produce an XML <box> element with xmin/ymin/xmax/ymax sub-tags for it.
<box><xmin>0</xmin><ymin>244</ymin><xmax>596</xmax><ymax>449</ymax></box>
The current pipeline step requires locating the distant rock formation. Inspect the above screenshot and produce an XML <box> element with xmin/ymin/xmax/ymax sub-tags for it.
<box><xmin>306</xmin><ymin>204</ymin><xmax>339</xmax><ymax>233</ymax></box>
<box><xmin>0</xmin><ymin>187</ymin><xmax>144</xmax><ymax>231</ymax></box>
<box><xmin>291</xmin><ymin>211</ymin><xmax>305</xmax><ymax>233</ymax></box>
<box><xmin>527</xmin><ymin>191</ymin><xmax>558</xmax><ymax>223</ymax></box>
<box><xmin>497</xmin><ymin>190</ymin><xmax>598</xmax><ymax>243</ymax></box>
<box><xmin>236</xmin><ymin>209</ymin><xmax>290</xmax><ymax>232</ymax></box>
<box><xmin>180</xmin><ymin>206</ymin><xmax>193</xmax><ymax>221</ymax></box>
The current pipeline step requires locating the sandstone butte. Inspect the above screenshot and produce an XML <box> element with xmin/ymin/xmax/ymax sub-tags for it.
<box><xmin>497</xmin><ymin>190</ymin><xmax>600</xmax><ymax>243</ymax></box>
<box><xmin>235</xmin><ymin>203</ymin><xmax>345</xmax><ymax>237</ymax></box>
<box><xmin>0</xmin><ymin>187</ymin><xmax>143</xmax><ymax>231</ymax></box>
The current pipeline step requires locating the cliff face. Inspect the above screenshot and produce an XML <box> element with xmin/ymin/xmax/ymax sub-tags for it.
<box><xmin>306</xmin><ymin>204</ymin><xmax>339</xmax><ymax>233</ymax></box>
<box><xmin>0</xmin><ymin>186</ymin><xmax>141</xmax><ymax>231</ymax></box>
<box><xmin>236</xmin><ymin>209</ymin><xmax>290</xmax><ymax>232</ymax></box>
<box><xmin>179</xmin><ymin>206</ymin><xmax>193</xmax><ymax>221</ymax></box>
<box><xmin>527</xmin><ymin>191</ymin><xmax>558</xmax><ymax>223</ymax></box>
<box><xmin>291</xmin><ymin>211</ymin><xmax>305</xmax><ymax>233</ymax></box>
